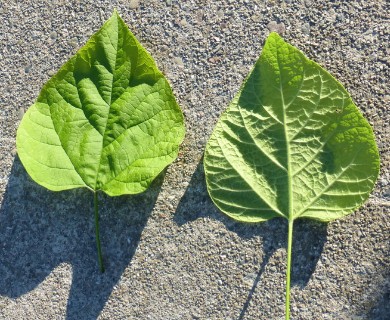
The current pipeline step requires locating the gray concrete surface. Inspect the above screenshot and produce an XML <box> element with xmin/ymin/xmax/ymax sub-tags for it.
<box><xmin>0</xmin><ymin>0</ymin><xmax>389</xmax><ymax>319</ymax></box>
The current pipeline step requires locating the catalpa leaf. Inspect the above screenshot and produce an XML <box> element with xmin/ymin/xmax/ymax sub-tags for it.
<box><xmin>16</xmin><ymin>11</ymin><xmax>185</xmax><ymax>271</ymax></box>
<box><xmin>204</xmin><ymin>32</ymin><xmax>379</xmax><ymax>318</ymax></box>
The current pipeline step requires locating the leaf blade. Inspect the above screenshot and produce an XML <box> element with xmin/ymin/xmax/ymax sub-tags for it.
<box><xmin>16</xmin><ymin>102</ymin><xmax>88</xmax><ymax>191</ymax></box>
<box><xmin>204</xmin><ymin>32</ymin><xmax>379</xmax><ymax>223</ymax></box>
<box><xmin>16</xmin><ymin>11</ymin><xmax>184</xmax><ymax>195</ymax></box>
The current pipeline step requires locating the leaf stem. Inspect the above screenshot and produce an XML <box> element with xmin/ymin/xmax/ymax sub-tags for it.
<box><xmin>285</xmin><ymin>219</ymin><xmax>294</xmax><ymax>320</ymax></box>
<box><xmin>94</xmin><ymin>191</ymin><xmax>105</xmax><ymax>273</ymax></box>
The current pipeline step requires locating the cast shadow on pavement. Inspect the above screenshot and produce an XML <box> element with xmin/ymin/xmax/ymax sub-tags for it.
<box><xmin>0</xmin><ymin>156</ymin><xmax>163</xmax><ymax>320</ymax></box>
<box><xmin>174</xmin><ymin>161</ymin><xmax>328</xmax><ymax>320</ymax></box>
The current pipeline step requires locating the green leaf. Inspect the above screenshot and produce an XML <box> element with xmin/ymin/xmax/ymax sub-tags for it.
<box><xmin>204</xmin><ymin>32</ymin><xmax>379</xmax><ymax>318</ymax></box>
<box><xmin>17</xmin><ymin>11</ymin><xmax>184</xmax><ymax>195</ymax></box>
<box><xmin>16</xmin><ymin>11</ymin><xmax>185</xmax><ymax>271</ymax></box>
<box><xmin>204</xmin><ymin>32</ymin><xmax>379</xmax><ymax>223</ymax></box>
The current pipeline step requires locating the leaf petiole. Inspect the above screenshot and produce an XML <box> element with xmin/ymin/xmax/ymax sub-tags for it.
<box><xmin>285</xmin><ymin>219</ymin><xmax>294</xmax><ymax>319</ymax></box>
<box><xmin>94</xmin><ymin>191</ymin><xmax>105</xmax><ymax>273</ymax></box>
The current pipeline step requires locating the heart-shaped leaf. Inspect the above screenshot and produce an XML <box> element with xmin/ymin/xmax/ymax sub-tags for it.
<box><xmin>204</xmin><ymin>32</ymin><xmax>379</xmax><ymax>318</ymax></box>
<box><xmin>16</xmin><ymin>11</ymin><xmax>185</xmax><ymax>271</ymax></box>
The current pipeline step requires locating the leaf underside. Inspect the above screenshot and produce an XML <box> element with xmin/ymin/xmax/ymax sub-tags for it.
<box><xmin>17</xmin><ymin>12</ymin><xmax>185</xmax><ymax>196</ymax></box>
<box><xmin>204</xmin><ymin>32</ymin><xmax>379</xmax><ymax>223</ymax></box>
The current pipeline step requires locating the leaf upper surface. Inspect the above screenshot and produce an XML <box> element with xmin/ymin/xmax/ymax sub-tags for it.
<box><xmin>204</xmin><ymin>32</ymin><xmax>380</xmax><ymax>222</ymax></box>
<box><xmin>17</xmin><ymin>12</ymin><xmax>185</xmax><ymax>196</ymax></box>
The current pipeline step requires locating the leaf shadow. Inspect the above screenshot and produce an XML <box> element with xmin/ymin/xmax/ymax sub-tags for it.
<box><xmin>0</xmin><ymin>156</ymin><xmax>163</xmax><ymax>320</ymax></box>
<box><xmin>367</xmin><ymin>287</ymin><xmax>390</xmax><ymax>320</ymax></box>
<box><xmin>173</xmin><ymin>160</ymin><xmax>328</xmax><ymax>319</ymax></box>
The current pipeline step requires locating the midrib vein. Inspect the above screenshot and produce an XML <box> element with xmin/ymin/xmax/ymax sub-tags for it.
<box><xmin>276</xmin><ymin>53</ymin><xmax>293</xmax><ymax>221</ymax></box>
<box><xmin>94</xmin><ymin>18</ymin><xmax>119</xmax><ymax>190</ymax></box>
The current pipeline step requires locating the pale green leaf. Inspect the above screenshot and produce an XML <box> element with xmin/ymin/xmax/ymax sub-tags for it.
<box><xmin>204</xmin><ymin>32</ymin><xmax>380</xmax><ymax>319</ymax></box>
<box><xmin>204</xmin><ymin>32</ymin><xmax>379</xmax><ymax>223</ymax></box>
<box><xmin>17</xmin><ymin>11</ymin><xmax>185</xmax><ymax>196</ymax></box>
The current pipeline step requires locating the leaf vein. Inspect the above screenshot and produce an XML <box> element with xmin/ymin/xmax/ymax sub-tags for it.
<box><xmin>215</xmin><ymin>134</ymin><xmax>284</xmax><ymax>217</ymax></box>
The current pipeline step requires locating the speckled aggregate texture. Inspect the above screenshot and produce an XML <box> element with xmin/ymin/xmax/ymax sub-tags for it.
<box><xmin>0</xmin><ymin>1</ymin><xmax>389</xmax><ymax>320</ymax></box>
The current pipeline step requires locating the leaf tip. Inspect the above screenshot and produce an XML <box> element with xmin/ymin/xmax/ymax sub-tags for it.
<box><xmin>110</xmin><ymin>8</ymin><xmax>122</xmax><ymax>22</ymax></box>
<box><xmin>267</xmin><ymin>31</ymin><xmax>283</xmax><ymax>42</ymax></box>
